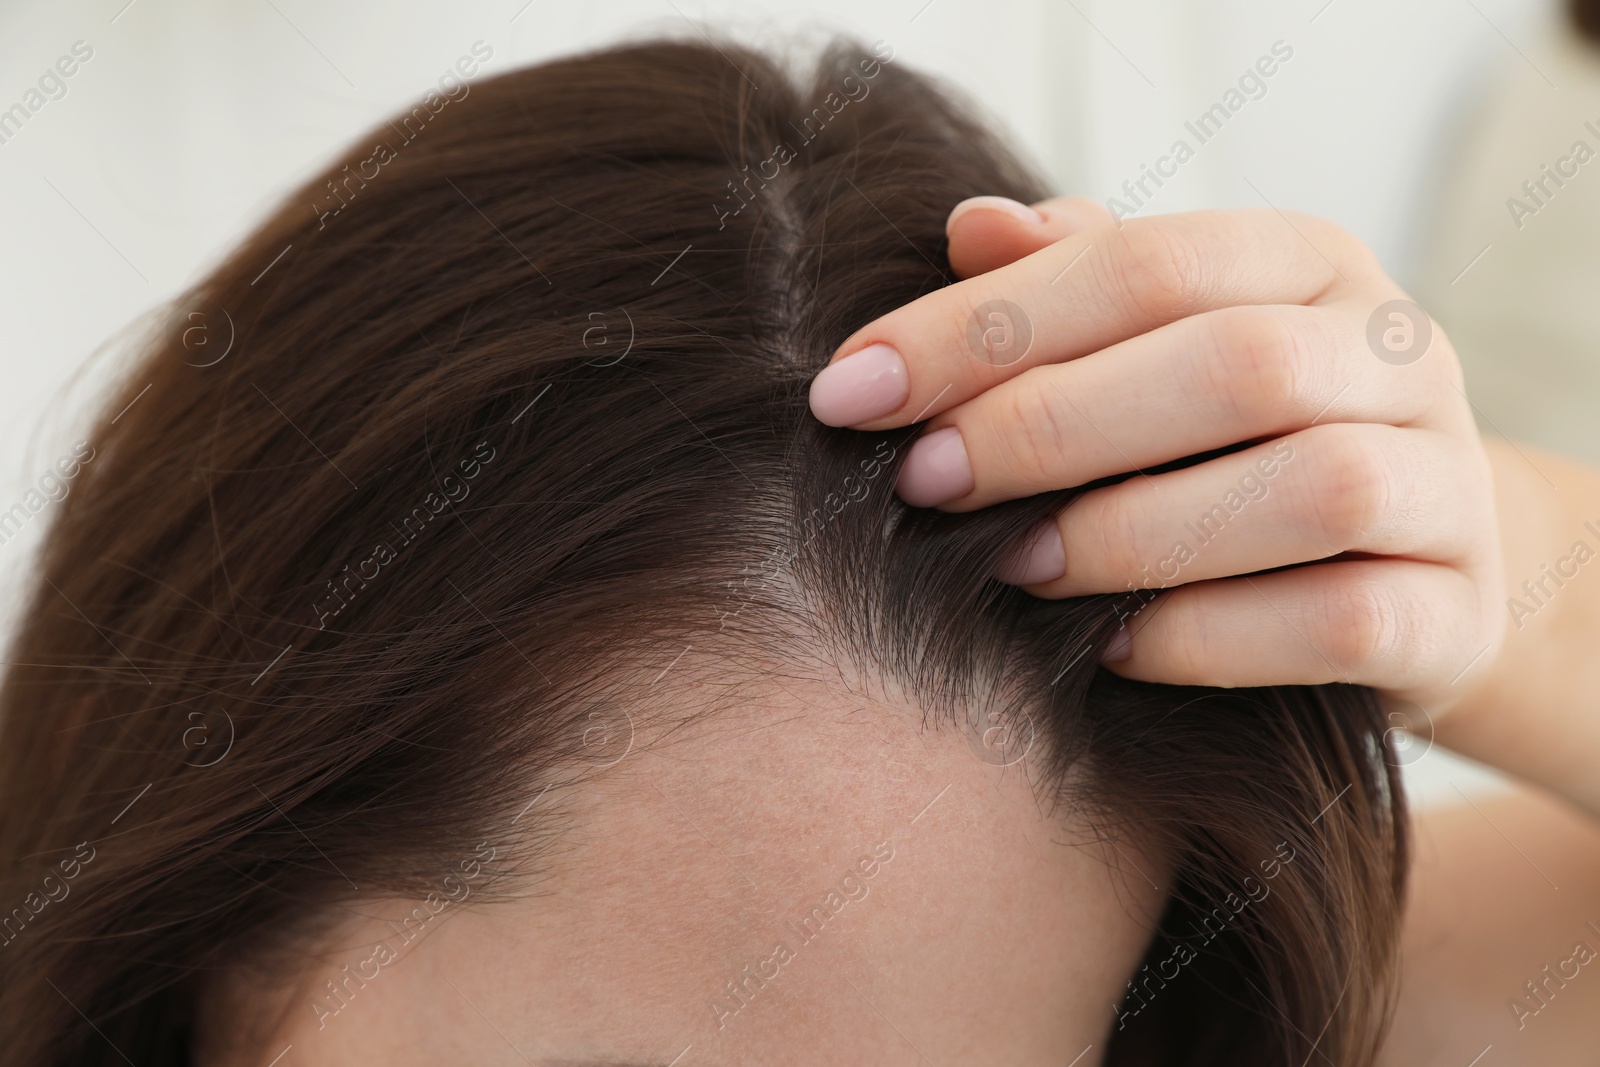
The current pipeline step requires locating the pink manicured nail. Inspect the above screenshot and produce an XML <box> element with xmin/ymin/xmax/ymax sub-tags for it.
<box><xmin>1102</xmin><ymin>628</ymin><xmax>1133</xmax><ymax>662</ymax></box>
<box><xmin>808</xmin><ymin>343</ymin><xmax>909</xmax><ymax>426</ymax></box>
<box><xmin>897</xmin><ymin>427</ymin><xmax>973</xmax><ymax>507</ymax></box>
<box><xmin>994</xmin><ymin>522</ymin><xmax>1064</xmax><ymax>585</ymax></box>
<box><xmin>946</xmin><ymin>196</ymin><xmax>1044</xmax><ymax>234</ymax></box>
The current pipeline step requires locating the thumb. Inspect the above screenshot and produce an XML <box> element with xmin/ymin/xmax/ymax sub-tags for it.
<box><xmin>945</xmin><ymin>195</ymin><xmax>1114</xmax><ymax>278</ymax></box>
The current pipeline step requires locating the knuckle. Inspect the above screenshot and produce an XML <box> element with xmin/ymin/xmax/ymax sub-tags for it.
<box><xmin>1153</xmin><ymin>587</ymin><xmax>1212</xmax><ymax>681</ymax></box>
<box><xmin>1319</xmin><ymin>575</ymin><xmax>1406</xmax><ymax>674</ymax></box>
<box><xmin>998</xmin><ymin>376</ymin><xmax>1074</xmax><ymax>488</ymax></box>
<box><xmin>1302</xmin><ymin>426</ymin><xmax>1393</xmax><ymax>550</ymax></box>
<box><xmin>1284</xmin><ymin>211</ymin><xmax>1383</xmax><ymax>280</ymax></box>
<box><xmin>1420</xmin><ymin>327</ymin><xmax>1468</xmax><ymax>391</ymax></box>
<box><xmin>1291</xmin><ymin>211</ymin><xmax>1361</xmax><ymax>256</ymax></box>
<box><xmin>1203</xmin><ymin>307</ymin><xmax>1314</xmax><ymax>427</ymax></box>
<box><xmin>1111</xmin><ymin>223</ymin><xmax>1207</xmax><ymax>321</ymax></box>
<box><xmin>1289</xmin><ymin>211</ymin><xmax>1348</xmax><ymax>245</ymax></box>
<box><xmin>1079</xmin><ymin>488</ymin><xmax>1148</xmax><ymax>590</ymax></box>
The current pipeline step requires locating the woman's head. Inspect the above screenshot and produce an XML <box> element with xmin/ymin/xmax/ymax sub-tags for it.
<box><xmin>0</xmin><ymin>36</ymin><xmax>1405</xmax><ymax>1066</ymax></box>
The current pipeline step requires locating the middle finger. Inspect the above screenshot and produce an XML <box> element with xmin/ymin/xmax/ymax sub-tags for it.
<box><xmin>895</xmin><ymin>303</ymin><xmax>1442</xmax><ymax>511</ymax></box>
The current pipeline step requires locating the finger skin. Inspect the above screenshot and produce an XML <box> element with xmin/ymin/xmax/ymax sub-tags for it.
<box><xmin>1104</xmin><ymin>558</ymin><xmax>1489</xmax><ymax>696</ymax></box>
<box><xmin>909</xmin><ymin>302</ymin><xmax>1458</xmax><ymax>511</ymax></box>
<box><xmin>1024</xmin><ymin>425</ymin><xmax>1483</xmax><ymax>597</ymax></box>
<box><xmin>819</xmin><ymin>209</ymin><xmax>1376</xmax><ymax>431</ymax></box>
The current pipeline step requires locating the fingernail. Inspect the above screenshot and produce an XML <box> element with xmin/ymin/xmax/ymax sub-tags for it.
<box><xmin>947</xmin><ymin>196</ymin><xmax>1044</xmax><ymax>235</ymax></box>
<box><xmin>809</xmin><ymin>343</ymin><xmax>909</xmax><ymax>426</ymax></box>
<box><xmin>1102</xmin><ymin>628</ymin><xmax>1132</xmax><ymax>663</ymax></box>
<box><xmin>994</xmin><ymin>521</ymin><xmax>1065</xmax><ymax>585</ymax></box>
<box><xmin>896</xmin><ymin>427</ymin><xmax>973</xmax><ymax>507</ymax></box>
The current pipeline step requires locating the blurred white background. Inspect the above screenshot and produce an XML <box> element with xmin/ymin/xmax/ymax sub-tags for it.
<box><xmin>0</xmin><ymin>0</ymin><xmax>1569</xmax><ymax>800</ymax></box>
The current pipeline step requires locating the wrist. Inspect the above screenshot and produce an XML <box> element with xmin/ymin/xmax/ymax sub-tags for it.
<box><xmin>1442</xmin><ymin>438</ymin><xmax>1600</xmax><ymax>817</ymax></box>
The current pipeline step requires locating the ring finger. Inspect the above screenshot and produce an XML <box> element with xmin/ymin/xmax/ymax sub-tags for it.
<box><xmin>1101</xmin><ymin>557</ymin><xmax>1486</xmax><ymax>696</ymax></box>
<box><xmin>999</xmin><ymin>423</ymin><xmax>1482</xmax><ymax>594</ymax></box>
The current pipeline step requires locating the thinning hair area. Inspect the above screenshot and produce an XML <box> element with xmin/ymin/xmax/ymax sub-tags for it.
<box><xmin>0</xmin><ymin>36</ymin><xmax>1405</xmax><ymax>1067</ymax></box>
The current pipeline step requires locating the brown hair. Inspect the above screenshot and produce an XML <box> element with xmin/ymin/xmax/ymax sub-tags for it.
<box><xmin>0</xmin><ymin>36</ymin><xmax>1406</xmax><ymax>1066</ymax></box>
<box><xmin>1574</xmin><ymin>0</ymin><xmax>1600</xmax><ymax>45</ymax></box>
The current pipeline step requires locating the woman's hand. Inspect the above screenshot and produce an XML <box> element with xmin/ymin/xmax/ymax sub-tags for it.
<box><xmin>807</xmin><ymin>199</ymin><xmax>1508</xmax><ymax>730</ymax></box>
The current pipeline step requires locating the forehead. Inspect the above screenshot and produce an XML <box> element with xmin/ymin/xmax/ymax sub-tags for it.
<box><xmin>245</xmin><ymin>670</ymin><xmax>1166</xmax><ymax>1066</ymax></box>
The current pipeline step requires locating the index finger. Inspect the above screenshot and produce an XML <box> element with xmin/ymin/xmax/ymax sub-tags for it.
<box><xmin>807</xmin><ymin>208</ymin><xmax>1374</xmax><ymax>430</ymax></box>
